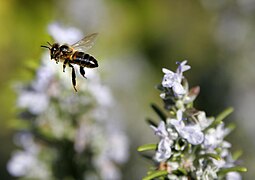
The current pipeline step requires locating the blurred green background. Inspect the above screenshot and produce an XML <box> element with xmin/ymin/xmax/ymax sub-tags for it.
<box><xmin>0</xmin><ymin>0</ymin><xmax>254</xmax><ymax>179</ymax></box>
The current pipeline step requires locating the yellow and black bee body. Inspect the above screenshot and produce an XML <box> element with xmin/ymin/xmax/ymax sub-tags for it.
<box><xmin>72</xmin><ymin>51</ymin><xmax>98</xmax><ymax>68</ymax></box>
<box><xmin>41</xmin><ymin>33</ymin><xmax>99</xmax><ymax>92</ymax></box>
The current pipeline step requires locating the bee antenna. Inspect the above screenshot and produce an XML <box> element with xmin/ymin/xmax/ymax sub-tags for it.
<box><xmin>41</xmin><ymin>45</ymin><xmax>51</xmax><ymax>50</ymax></box>
<box><xmin>47</xmin><ymin>42</ymin><xmax>52</xmax><ymax>46</ymax></box>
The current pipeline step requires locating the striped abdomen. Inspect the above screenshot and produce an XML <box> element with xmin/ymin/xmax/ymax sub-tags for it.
<box><xmin>71</xmin><ymin>51</ymin><xmax>98</xmax><ymax>68</ymax></box>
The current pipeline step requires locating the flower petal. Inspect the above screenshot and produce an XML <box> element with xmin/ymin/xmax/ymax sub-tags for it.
<box><xmin>154</xmin><ymin>138</ymin><xmax>172</xmax><ymax>162</ymax></box>
<box><xmin>176</xmin><ymin>110</ymin><xmax>183</xmax><ymax>121</ymax></box>
<box><xmin>177</xmin><ymin>60</ymin><xmax>191</xmax><ymax>74</ymax></box>
<box><xmin>162</xmin><ymin>68</ymin><xmax>174</xmax><ymax>74</ymax></box>
<box><xmin>173</xmin><ymin>82</ymin><xmax>186</xmax><ymax>95</ymax></box>
<box><xmin>181</xmin><ymin>126</ymin><xmax>204</xmax><ymax>145</ymax></box>
<box><xmin>151</xmin><ymin>121</ymin><xmax>168</xmax><ymax>138</ymax></box>
<box><xmin>162</xmin><ymin>74</ymin><xmax>175</xmax><ymax>88</ymax></box>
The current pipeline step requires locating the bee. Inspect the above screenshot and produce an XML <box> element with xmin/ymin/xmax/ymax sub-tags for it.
<box><xmin>41</xmin><ymin>33</ymin><xmax>99</xmax><ymax>92</ymax></box>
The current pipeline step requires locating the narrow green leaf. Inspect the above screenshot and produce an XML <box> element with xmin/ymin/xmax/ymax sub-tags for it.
<box><xmin>151</xmin><ymin>104</ymin><xmax>167</xmax><ymax>121</ymax></box>
<box><xmin>219</xmin><ymin>166</ymin><xmax>247</xmax><ymax>175</ymax></box>
<box><xmin>198</xmin><ymin>153</ymin><xmax>221</xmax><ymax>161</ymax></box>
<box><xmin>215</xmin><ymin>107</ymin><xmax>234</xmax><ymax>123</ymax></box>
<box><xmin>232</xmin><ymin>150</ymin><xmax>243</xmax><ymax>161</ymax></box>
<box><xmin>177</xmin><ymin>167</ymin><xmax>188</xmax><ymax>175</ymax></box>
<box><xmin>8</xmin><ymin>118</ymin><xmax>30</xmax><ymax>129</ymax></box>
<box><xmin>137</xmin><ymin>144</ymin><xmax>157</xmax><ymax>152</ymax></box>
<box><xmin>172</xmin><ymin>167</ymin><xmax>188</xmax><ymax>175</ymax></box>
<box><xmin>207</xmin><ymin>107</ymin><xmax>234</xmax><ymax>130</ymax></box>
<box><xmin>146</xmin><ymin>118</ymin><xmax>158</xmax><ymax>127</ymax></box>
<box><xmin>140</xmin><ymin>154</ymin><xmax>154</xmax><ymax>161</ymax></box>
<box><xmin>226</xmin><ymin>123</ymin><xmax>236</xmax><ymax>132</ymax></box>
<box><xmin>143</xmin><ymin>170</ymin><xmax>168</xmax><ymax>180</ymax></box>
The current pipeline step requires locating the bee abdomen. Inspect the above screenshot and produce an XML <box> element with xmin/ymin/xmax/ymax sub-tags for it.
<box><xmin>72</xmin><ymin>51</ymin><xmax>98</xmax><ymax>68</ymax></box>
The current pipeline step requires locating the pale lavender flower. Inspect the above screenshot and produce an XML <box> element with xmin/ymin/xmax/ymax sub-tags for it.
<box><xmin>17</xmin><ymin>91</ymin><xmax>49</xmax><ymax>114</ymax></box>
<box><xmin>162</xmin><ymin>60</ymin><xmax>190</xmax><ymax>96</ymax></box>
<box><xmin>213</xmin><ymin>152</ymin><xmax>238</xmax><ymax>170</ymax></box>
<box><xmin>74</xmin><ymin>119</ymin><xmax>93</xmax><ymax>153</ymax></box>
<box><xmin>196</xmin><ymin>111</ymin><xmax>214</xmax><ymax>130</ymax></box>
<box><xmin>107</xmin><ymin>132</ymin><xmax>129</xmax><ymax>164</ymax></box>
<box><xmin>48</xmin><ymin>23</ymin><xmax>83</xmax><ymax>44</ymax></box>
<box><xmin>151</xmin><ymin>121</ymin><xmax>174</xmax><ymax>162</ymax></box>
<box><xmin>150</xmin><ymin>121</ymin><xmax>169</xmax><ymax>138</ymax></box>
<box><xmin>180</xmin><ymin>125</ymin><xmax>204</xmax><ymax>145</ymax></box>
<box><xmin>8</xmin><ymin>132</ymin><xmax>50</xmax><ymax>178</ymax></box>
<box><xmin>7</xmin><ymin>151</ymin><xmax>50</xmax><ymax>179</ymax></box>
<box><xmin>169</xmin><ymin>110</ymin><xmax>204</xmax><ymax>145</ymax></box>
<box><xmin>13</xmin><ymin>133</ymin><xmax>39</xmax><ymax>154</ymax></box>
<box><xmin>155</xmin><ymin>137</ymin><xmax>172</xmax><ymax>162</ymax></box>
<box><xmin>176</xmin><ymin>60</ymin><xmax>191</xmax><ymax>74</ymax></box>
<box><xmin>31</xmin><ymin>55</ymin><xmax>56</xmax><ymax>92</ymax></box>
<box><xmin>162</xmin><ymin>68</ymin><xmax>186</xmax><ymax>95</ymax></box>
<box><xmin>7</xmin><ymin>151</ymin><xmax>36</xmax><ymax>177</ymax></box>
<box><xmin>86</xmin><ymin>69</ymin><xmax>114</xmax><ymax>107</ymax></box>
<box><xmin>226</xmin><ymin>172</ymin><xmax>242</xmax><ymax>180</ymax></box>
<box><xmin>203</xmin><ymin>123</ymin><xmax>230</xmax><ymax>150</ymax></box>
<box><xmin>95</xmin><ymin>157</ymin><xmax>121</xmax><ymax>180</ymax></box>
<box><xmin>16</xmin><ymin>53</ymin><xmax>59</xmax><ymax>115</ymax></box>
<box><xmin>202</xmin><ymin>165</ymin><xmax>218</xmax><ymax>180</ymax></box>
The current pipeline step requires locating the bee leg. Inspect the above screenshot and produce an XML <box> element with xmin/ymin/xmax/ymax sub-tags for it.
<box><xmin>69</xmin><ymin>63</ymin><xmax>77</xmax><ymax>92</ymax></box>
<box><xmin>63</xmin><ymin>59</ymin><xmax>68</xmax><ymax>72</ymax></box>
<box><xmin>79</xmin><ymin>67</ymin><xmax>87</xmax><ymax>79</ymax></box>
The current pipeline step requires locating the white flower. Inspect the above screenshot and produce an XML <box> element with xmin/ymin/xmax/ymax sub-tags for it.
<box><xmin>162</xmin><ymin>68</ymin><xmax>186</xmax><ymax>95</ymax></box>
<box><xmin>86</xmin><ymin>70</ymin><xmax>114</xmax><ymax>107</ymax></box>
<box><xmin>7</xmin><ymin>151</ymin><xmax>36</xmax><ymax>177</ymax></box>
<box><xmin>151</xmin><ymin>121</ymin><xmax>173</xmax><ymax>162</ymax></box>
<box><xmin>32</xmin><ymin>55</ymin><xmax>56</xmax><ymax>92</ymax></box>
<box><xmin>168</xmin><ymin>110</ymin><xmax>185</xmax><ymax>131</ymax></box>
<box><xmin>226</xmin><ymin>172</ymin><xmax>242</xmax><ymax>180</ymax></box>
<box><xmin>107</xmin><ymin>132</ymin><xmax>129</xmax><ymax>164</ymax></box>
<box><xmin>161</xmin><ymin>60</ymin><xmax>190</xmax><ymax>95</ymax></box>
<box><xmin>169</xmin><ymin>110</ymin><xmax>204</xmax><ymax>145</ymax></box>
<box><xmin>202</xmin><ymin>165</ymin><xmax>218</xmax><ymax>180</ymax></box>
<box><xmin>7</xmin><ymin>151</ymin><xmax>50</xmax><ymax>179</ymax></box>
<box><xmin>203</xmin><ymin>123</ymin><xmax>230</xmax><ymax>150</ymax></box>
<box><xmin>17</xmin><ymin>91</ymin><xmax>49</xmax><ymax>114</ymax></box>
<box><xmin>95</xmin><ymin>157</ymin><xmax>121</xmax><ymax>180</ymax></box>
<box><xmin>150</xmin><ymin>121</ymin><xmax>169</xmax><ymax>138</ymax></box>
<box><xmin>155</xmin><ymin>137</ymin><xmax>172</xmax><ymax>162</ymax></box>
<box><xmin>180</xmin><ymin>125</ymin><xmax>204</xmax><ymax>145</ymax></box>
<box><xmin>48</xmin><ymin>23</ymin><xmax>83</xmax><ymax>44</ymax></box>
<box><xmin>196</xmin><ymin>111</ymin><xmax>214</xmax><ymax>130</ymax></box>
<box><xmin>176</xmin><ymin>60</ymin><xmax>191</xmax><ymax>74</ymax></box>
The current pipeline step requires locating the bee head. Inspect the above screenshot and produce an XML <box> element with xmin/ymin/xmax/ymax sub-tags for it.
<box><xmin>41</xmin><ymin>42</ymin><xmax>60</xmax><ymax>60</ymax></box>
<box><xmin>50</xmin><ymin>43</ymin><xmax>60</xmax><ymax>59</ymax></box>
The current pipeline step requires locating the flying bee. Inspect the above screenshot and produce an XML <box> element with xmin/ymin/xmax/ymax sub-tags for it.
<box><xmin>41</xmin><ymin>33</ymin><xmax>99</xmax><ymax>92</ymax></box>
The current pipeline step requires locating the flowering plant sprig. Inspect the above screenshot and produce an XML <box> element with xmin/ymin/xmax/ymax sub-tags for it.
<box><xmin>138</xmin><ymin>61</ymin><xmax>247</xmax><ymax>180</ymax></box>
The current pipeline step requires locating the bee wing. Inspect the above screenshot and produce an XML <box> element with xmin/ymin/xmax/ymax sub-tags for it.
<box><xmin>72</xmin><ymin>33</ymin><xmax>98</xmax><ymax>52</ymax></box>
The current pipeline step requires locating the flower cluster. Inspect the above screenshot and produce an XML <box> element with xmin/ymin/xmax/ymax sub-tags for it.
<box><xmin>138</xmin><ymin>61</ymin><xmax>246</xmax><ymax>180</ymax></box>
<box><xmin>8</xmin><ymin>23</ymin><xmax>129</xmax><ymax>180</ymax></box>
